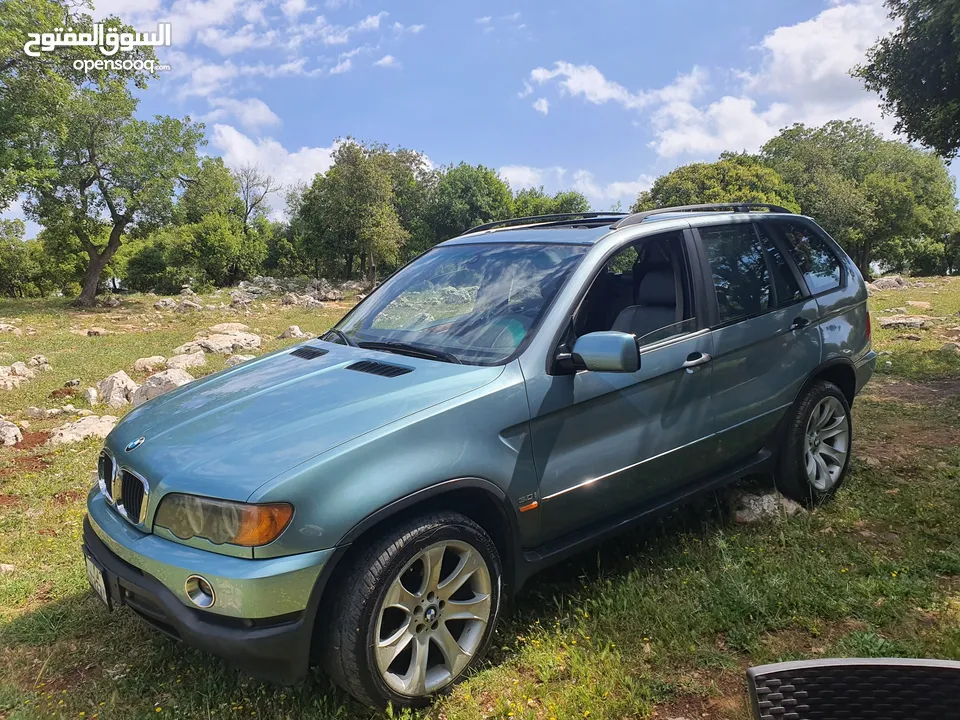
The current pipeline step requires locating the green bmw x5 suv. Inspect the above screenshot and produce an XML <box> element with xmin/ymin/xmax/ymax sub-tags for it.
<box><xmin>83</xmin><ymin>203</ymin><xmax>875</xmax><ymax>707</ymax></box>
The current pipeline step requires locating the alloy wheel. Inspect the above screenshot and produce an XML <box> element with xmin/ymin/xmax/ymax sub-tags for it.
<box><xmin>804</xmin><ymin>396</ymin><xmax>850</xmax><ymax>491</ymax></box>
<box><xmin>374</xmin><ymin>540</ymin><xmax>492</xmax><ymax>697</ymax></box>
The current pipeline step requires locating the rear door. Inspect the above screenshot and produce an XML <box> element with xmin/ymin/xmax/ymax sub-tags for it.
<box><xmin>693</xmin><ymin>218</ymin><xmax>822</xmax><ymax>466</ymax></box>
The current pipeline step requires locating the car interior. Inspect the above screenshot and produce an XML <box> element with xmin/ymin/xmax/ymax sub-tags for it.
<box><xmin>572</xmin><ymin>231</ymin><xmax>695</xmax><ymax>345</ymax></box>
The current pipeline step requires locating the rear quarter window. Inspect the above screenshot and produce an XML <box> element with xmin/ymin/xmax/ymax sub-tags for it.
<box><xmin>773</xmin><ymin>220</ymin><xmax>842</xmax><ymax>295</ymax></box>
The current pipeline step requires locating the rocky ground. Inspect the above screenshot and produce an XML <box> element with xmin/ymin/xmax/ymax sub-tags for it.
<box><xmin>0</xmin><ymin>275</ymin><xmax>957</xmax><ymax>720</ymax></box>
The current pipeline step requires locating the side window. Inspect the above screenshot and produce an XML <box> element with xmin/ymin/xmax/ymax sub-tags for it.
<box><xmin>700</xmin><ymin>224</ymin><xmax>771</xmax><ymax>324</ymax></box>
<box><xmin>571</xmin><ymin>232</ymin><xmax>695</xmax><ymax>348</ymax></box>
<box><xmin>775</xmin><ymin>221</ymin><xmax>842</xmax><ymax>295</ymax></box>
<box><xmin>755</xmin><ymin>223</ymin><xmax>803</xmax><ymax>306</ymax></box>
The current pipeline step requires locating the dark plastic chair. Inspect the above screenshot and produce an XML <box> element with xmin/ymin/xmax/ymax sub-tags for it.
<box><xmin>747</xmin><ymin>658</ymin><xmax>960</xmax><ymax>720</ymax></box>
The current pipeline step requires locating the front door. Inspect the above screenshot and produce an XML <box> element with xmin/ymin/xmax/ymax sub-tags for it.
<box><xmin>521</xmin><ymin>231</ymin><xmax>717</xmax><ymax>544</ymax></box>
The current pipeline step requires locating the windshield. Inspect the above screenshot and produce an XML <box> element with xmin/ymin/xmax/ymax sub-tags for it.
<box><xmin>333</xmin><ymin>242</ymin><xmax>588</xmax><ymax>365</ymax></box>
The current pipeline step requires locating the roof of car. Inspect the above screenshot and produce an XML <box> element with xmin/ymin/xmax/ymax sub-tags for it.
<box><xmin>440</xmin><ymin>205</ymin><xmax>799</xmax><ymax>247</ymax></box>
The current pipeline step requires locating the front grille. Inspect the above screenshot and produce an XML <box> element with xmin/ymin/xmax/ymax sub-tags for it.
<box><xmin>97</xmin><ymin>451</ymin><xmax>115</xmax><ymax>501</ymax></box>
<box><xmin>118</xmin><ymin>470</ymin><xmax>148</xmax><ymax>524</ymax></box>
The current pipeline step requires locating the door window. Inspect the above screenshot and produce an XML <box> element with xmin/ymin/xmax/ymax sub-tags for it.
<box><xmin>700</xmin><ymin>224</ymin><xmax>771</xmax><ymax>324</ymax></box>
<box><xmin>773</xmin><ymin>220</ymin><xmax>842</xmax><ymax>294</ymax></box>
<box><xmin>572</xmin><ymin>232</ymin><xmax>696</xmax><ymax>348</ymax></box>
<box><xmin>755</xmin><ymin>223</ymin><xmax>803</xmax><ymax>307</ymax></box>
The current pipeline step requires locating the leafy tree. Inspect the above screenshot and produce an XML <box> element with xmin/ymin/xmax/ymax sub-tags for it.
<box><xmin>762</xmin><ymin>121</ymin><xmax>956</xmax><ymax>275</ymax></box>
<box><xmin>177</xmin><ymin>157</ymin><xmax>242</xmax><ymax>225</ymax></box>
<box><xmin>631</xmin><ymin>153</ymin><xmax>800</xmax><ymax>213</ymax></box>
<box><xmin>856</xmin><ymin>0</ymin><xmax>960</xmax><ymax>158</ymax></box>
<box><xmin>0</xmin><ymin>0</ymin><xmax>156</xmax><ymax>208</ymax></box>
<box><xmin>426</xmin><ymin>163</ymin><xmax>513</xmax><ymax>241</ymax></box>
<box><xmin>21</xmin><ymin>80</ymin><xmax>203</xmax><ymax>305</ymax></box>
<box><xmin>0</xmin><ymin>220</ymin><xmax>30</xmax><ymax>296</ymax></box>
<box><xmin>513</xmin><ymin>187</ymin><xmax>591</xmax><ymax>217</ymax></box>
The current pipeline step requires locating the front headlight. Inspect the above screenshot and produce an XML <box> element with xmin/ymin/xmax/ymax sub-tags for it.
<box><xmin>154</xmin><ymin>494</ymin><xmax>293</xmax><ymax>547</ymax></box>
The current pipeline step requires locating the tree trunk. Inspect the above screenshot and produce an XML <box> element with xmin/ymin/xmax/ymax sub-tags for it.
<box><xmin>855</xmin><ymin>243</ymin><xmax>872</xmax><ymax>280</ymax></box>
<box><xmin>74</xmin><ymin>223</ymin><xmax>125</xmax><ymax>307</ymax></box>
<box><xmin>345</xmin><ymin>253</ymin><xmax>354</xmax><ymax>280</ymax></box>
<box><xmin>366</xmin><ymin>253</ymin><xmax>377</xmax><ymax>286</ymax></box>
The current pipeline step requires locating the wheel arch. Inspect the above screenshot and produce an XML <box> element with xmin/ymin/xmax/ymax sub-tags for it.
<box><xmin>307</xmin><ymin>478</ymin><xmax>521</xmax><ymax>664</ymax></box>
<box><xmin>799</xmin><ymin>358</ymin><xmax>857</xmax><ymax>406</ymax></box>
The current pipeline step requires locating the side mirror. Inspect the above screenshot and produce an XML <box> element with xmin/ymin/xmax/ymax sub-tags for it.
<box><xmin>570</xmin><ymin>331</ymin><xmax>639</xmax><ymax>373</ymax></box>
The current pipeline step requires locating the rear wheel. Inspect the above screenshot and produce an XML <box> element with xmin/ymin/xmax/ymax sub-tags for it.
<box><xmin>777</xmin><ymin>380</ymin><xmax>852</xmax><ymax>504</ymax></box>
<box><xmin>323</xmin><ymin>512</ymin><xmax>502</xmax><ymax>708</ymax></box>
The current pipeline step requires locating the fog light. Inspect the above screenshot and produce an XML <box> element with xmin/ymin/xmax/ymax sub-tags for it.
<box><xmin>184</xmin><ymin>575</ymin><xmax>216</xmax><ymax>608</ymax></box>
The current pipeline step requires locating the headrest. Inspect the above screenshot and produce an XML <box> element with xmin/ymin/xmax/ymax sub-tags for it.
<box><xmin>636</xmin><ymin>269</ymin><xmax>676</xmax><ymax>307</ymax></box>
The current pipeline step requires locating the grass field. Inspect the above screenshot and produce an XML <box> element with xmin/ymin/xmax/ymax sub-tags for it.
<box><xmin>0</xmin><ymin>278</ymin><xmax>959</xmax><ymax>720</ymax></box>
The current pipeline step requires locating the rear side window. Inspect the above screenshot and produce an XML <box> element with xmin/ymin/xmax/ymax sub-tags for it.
<box><xmin>773</xmin><ymin>220</ymin><xmax>842</xmax><ymax>295</ymax></box>
<box><xmin>755</xmin><ymin>223</ymin><xmax>803</xmax><ymax>306</ymax></box>
<box><xmin>699</xmin><ymin>224</ymin><xmax>771</xmax><ymax>324</ymax></box>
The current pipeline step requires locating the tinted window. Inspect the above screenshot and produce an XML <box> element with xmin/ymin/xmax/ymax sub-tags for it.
<box><xmin>700</xmin><ymin>224</ymin><xmax>771</xmax><ymax>324</ymax></box>
<box><xmin>755</xmin><ymin>223</ymin><xmax>803</xmax><ymax>306</ymax></box>
<box><xmin>774</xmin><ymin>221</ymin><xmax>842</xmax><ymax>294</ymax></box>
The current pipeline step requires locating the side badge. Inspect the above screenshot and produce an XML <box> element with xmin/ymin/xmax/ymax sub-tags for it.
<box><xmin>125</xmin><ymin>436</ymin><xmax>145</xmax><ymax>452</ymax></box>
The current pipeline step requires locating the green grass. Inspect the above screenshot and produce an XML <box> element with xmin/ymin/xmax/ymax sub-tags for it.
<box><xmin>0</xmin><ymin>280</ymin><xmax>958</xmax><ymax>720</ymax></box>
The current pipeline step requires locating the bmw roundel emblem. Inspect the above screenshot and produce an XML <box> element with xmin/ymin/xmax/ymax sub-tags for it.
<box><xmin>125</xmin><ymin>436</ymin><xmax>145</xmax><ymax>452</ymax></box>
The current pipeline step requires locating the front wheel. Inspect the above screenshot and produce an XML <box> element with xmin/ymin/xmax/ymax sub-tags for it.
<box><xmin>776</xmin><ymin>380</ymin><xmax>853</xmax><ymax>504</ymax></box>
<box><xmin>323</xmin><ymin>512</ymin><xmax>502</xmax><ymax>708</ymax></box>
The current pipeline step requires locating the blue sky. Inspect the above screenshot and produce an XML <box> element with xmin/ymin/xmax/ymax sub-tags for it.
<box><xmin>8</xmin><ymin>0</ymin><xmax>935</xmax><ymax>235</ymax></box>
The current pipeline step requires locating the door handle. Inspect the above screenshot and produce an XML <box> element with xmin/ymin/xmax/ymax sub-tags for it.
<box><xmin>681</xmin><ymin>352</ymin><xmax>712</xmax><ymax>371</ymax></box>
<box><xmin>790</xmin><ymin>316</ymin><xmax>811</xmax><ymax>331</ymax></box>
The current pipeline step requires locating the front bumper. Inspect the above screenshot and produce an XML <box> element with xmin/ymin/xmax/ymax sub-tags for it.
<box><xmin>83</xmin><ymin>490</ymin><xmax>338</xmax><ymax>684</ymax></box>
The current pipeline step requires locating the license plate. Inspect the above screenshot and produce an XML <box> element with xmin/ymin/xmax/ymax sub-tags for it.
<box><xmin>84</xmin><ymin>553</ymin><xmax>111</xmax><ymax>610</ymax></box>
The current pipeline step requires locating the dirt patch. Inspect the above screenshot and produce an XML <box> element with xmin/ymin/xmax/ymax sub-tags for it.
<box><xmin>53</xmin><ymin>490</ymin><xmax>83</xmax><ymax>505</ymax></box>
<box><xmin>15</xmin><ymin>431</ymin><xmax>50</xmax><ymax>450</ymax></box>
<box><xmin>0</xmin><ymin>493</ymin><xmax>19</xmax><ymax>506</ymax></box>
<box><xmin>856</xmin><ymin>419</ymin><xmax>960</xmax><ymax>467</ymax></box>
<box><xmin>48</xmin><ymin>387</ymin><xmax>78</xmax><ymax>400</ymax></box>
<box><xmin>0</xmin><ymin>453</ymin><xmax>51</xmax><ymax>477</ymax></box>
<box><xmin>862</xmin><ymin>377</ymin><xmax>960</xmax><ymax>405</ymax></box>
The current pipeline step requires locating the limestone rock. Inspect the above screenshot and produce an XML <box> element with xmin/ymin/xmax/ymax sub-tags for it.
<box><xmin>133</xmin><ymin>356</ymin><xmax>166</xmax><ymax>373</ymax></box>
<box><xmin>175</xmin><ymin>299</ymin><xmax>202</xmax><ymax>313</ymax></box>
<box><xmin>173</xmin><ymin>331</ymin><xmax>261</xmax><ymax>355</ymax></box>
<box><xmin>730</xmin><ymin>490</ymin><xmax>804</xmax><ymax>523</ymax></box>
<box><xmin>85</xmin><ymin>387</ymin><xmax>99</xmax><ymax>405</ymax></box>
<box><xmin>941</xmin><ymin>342</ymin><xmax>960</xmax><ymax>354</ymax></box>
<box><xmin>209</xmin><ymin>323</ymin><xmax>250</xmax><ymax>333</ymax></box>
<box><xmin>154</xmin><ymin>298</ymin><xmax>177</xmax><ymax>309</ymax></box>
<box><xmin>131</xmin><ymin>369</ymin><xmax>194</xmax><ymax>407</ymax></box>
<box><xmin>86</xmin><ymin>327</ymin><xmax>110</xmax><ymax>336</ymax></box>
<box><xmin>279</xmin><ymin>325</ymin><xmax>309</xmax><ymax>339</ymax></box>
<box><xmin>906</xmin><ymin>300</ymin><xmax>932</xmax><ymax>311</ymax></box>
<box><xmin>0</xmin><ymin>323</ymin><xmax>22</xmax><ymax>336</ymax></box>
<box><xmin>96</xmin><ymin>370</ymin><xmax>139</xmax><ymax>409</ymax></box>
<box><xmin>166</xmin><ymin>351</ymin><xmax>206</xmax><ymax>370</ymax></box>
<box><xmin>0</xmin><ymin>419</ymin><xmax>22</xmax><ymax>446</ymax></box>
<box><xmin>27</xmin><ymin>355</ymin><xmax>52</xmax><ymax>371</ymax></box>
<box><xmin>878</xmin><ymin>314</ymin><xmax>930</xmax><ymax>330</ymax></box>
<box><xmin>871</xmin><ymin>276</ymin><xmax>908</xmax><ymax>290</ymax></box>
<box><xmin>225</xmin><ymin>354</ymin><xmax>255</xmax><ymax>367</ymax></box>
<box><xmin>47</xmin><ymin>415</ymin><xmax>118</xmax><ymax>446</ymax></box>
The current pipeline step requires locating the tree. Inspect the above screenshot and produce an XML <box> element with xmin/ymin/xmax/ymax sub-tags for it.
<box><xmin>631</xmin><ymin>153</ymin><xmax>801</xmax><ymax>213</ymax></box>
<box><xmin>177</xmin><ymin>157</ymin><xmax>242</xmax><ymax>225</ymax></box>
<box><xmin>21</xmin><ymin>80</ymin><xmax>203</xmax><ymax>305</ymax></box>
<box><xmin>0</xmin><ymin>0</ymin><xmax>157</xmax><ymax>208</ymax></box>
<box><xmin>426</xmin><ymin>163</ymin><xmax>513</xmax><ymax>241</ymax></box>
<box><xmin>762</xmin><ymin>121</ymin><xmax>956</xmax><ymax>275</ymax></box>
<box><xmin>235</xmin><ymin>164</ymin><xmax>281</xmax><ymax>235</ymax></box>
<box><xmin>512</xmin><ymin>187</ymin><xmax>591</xmax><ymax>217</ymax></box>
<box><xmin>856</xmin><ymin>0</ymin><xmax>960</xmax><ymax>158</ymax></box>
<box><xmin>0</xmin><ymin>220</ymin><xmax>30</xmax><ymax>296</ymax></box>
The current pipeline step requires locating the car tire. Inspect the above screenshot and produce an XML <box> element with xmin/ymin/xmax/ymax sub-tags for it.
<box><xmin>776</xmin><ymin>380</ymin><xmax>853</xmax><ymax>505</ymax></box>
<box><xmin>322</xmin><ymin>511</ymin><xmax>502</xmax><ymax>708</ymax></box>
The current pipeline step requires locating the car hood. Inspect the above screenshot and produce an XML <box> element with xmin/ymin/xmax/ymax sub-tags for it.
<box><xmin>106</xmin><ymin>342</ymin><xmax>504</xmax><ymax>500</ymax></box>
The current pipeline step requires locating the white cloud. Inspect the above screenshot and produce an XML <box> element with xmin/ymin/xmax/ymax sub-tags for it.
<box><xmin>501</xmin><ymin>11</ymin><xmax>521</xmax><ymax>21</ymax></box>
<box><xmin>392</xmin><ymin>21</ymin><xmax>425</xmax><ymax>35</ymax></box>
<box><xmin>197</xmin><ymin>24</ymin><xmax>276</xmax><ymax>54</ymax></box>
<box><xmin>209</xmin><ymin>125</ymin><xmax>338</xmax><ymax>215</ymax></box>
<box><xmin>475</xmin><ymin>16</ymin><xmax>491</xmax><ymax>24</ymax></box>
<box><xmin>330</xmin><ymin>57</ymin><xmax>352</xmax><ymax>74</ymax></box>
<box><xmin>532</xmin><ymin>97</ymin><xmax>549</xmax><ymax>115</ymax></box>
<box><xmin>572</xmin><ymin>170</ymin><xmax>653</xmax><ymax>204</ymax></box>
<box><xmin>203</xmin><ymin>97</ymin><xmax>281</xmax><ymax>130</ymax></box>
<box><xmin>178</xmin><ymin>60</ymin><xmax>239</xmax><ymax>98</ymax></box>
<box><xmin>374</xmin><ymin>54</ymin><xmax>399</xmax><ymax>68</ymax></box>
<box><xmin>281</xmin><ymin>0</ymin><xmax>310</xmax><ymax>18</ymax></box>
<box><xmin>499</xmin><ymin>165</ymin><xmax>567</xmax><ymax>190</ymax></box>
<box><xmin>284</xmin><ymin>11</ymin><xmax>389</xmax><ymax>50</ymax></box>
<box><xmin>530</xmin><ymin>61</ymin><xmax>653</xmax><ymax>110</ymax></box>
<box><xmin>241</xmin><ymin>57</ymin><xmax>322</xmax><ymax>78</ymax></box>
<box><xmin>357</xmin><ymin>11</ymin><xmax>387</xmax><ymax>30</ymax></box>
<box><xmin>518</xmin><ymin>81</ymin><xmax>533</xmax><ymax>99</ymax></box>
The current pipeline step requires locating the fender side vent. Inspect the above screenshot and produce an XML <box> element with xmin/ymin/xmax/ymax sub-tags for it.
<box><xmin>290</xmin><ymin>346</ymin><xmax>328</xmax><ymax>360</ymax></box>
<box><xmin>346</xmin><ymin>360</ymin><xmax>413</xmax><ymax>378</ymax></box>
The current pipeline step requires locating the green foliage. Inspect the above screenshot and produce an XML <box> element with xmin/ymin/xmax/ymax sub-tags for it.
<box><xmin>177</xmin><ymin>157</ymin><xmax>243</xmax><ymax>225</ymax></box>
<box><xmin>630</xmin><ymin>153</ymin><xmax>801</xmax><ymax>213</ymax></box>
<box><xmin>762</xmin><ymin>120</ymin><xmax>957</xmax><ymax>275</ymax></box>
<box><xmin>427</xmin><ymin>163</ymin><xmax>514</xmax><ymax>241</ymax></box>
<box><xmin>513</xmin><ymin>187</ymin><xmax>591</xmax><ymax>217</ymax></box>
<box><xmin>856</xmin><ymin>0</ymin><xmax>960</xmax><ymax>158</ymax></box>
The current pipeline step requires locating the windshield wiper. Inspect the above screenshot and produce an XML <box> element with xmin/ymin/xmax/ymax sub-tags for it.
<box><xmin>357</xmin><ymin>341</ymin><xmax>463</xmax><ymax>365</ymax></box>
<box><xmin>322</xmin><ymin>328</ymin><xmax>358</xmax><ymax>347</ymax></box>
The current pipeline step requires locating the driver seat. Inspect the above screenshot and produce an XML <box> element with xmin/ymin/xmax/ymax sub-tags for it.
<box><xmin>611</xmin><ymin>269</ymin><xmax>681</xmax><ymax>339</ymax></box>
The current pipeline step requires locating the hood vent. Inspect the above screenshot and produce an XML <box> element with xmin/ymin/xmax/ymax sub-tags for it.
<box><xmin>346</xmin><ymin>360</ymin><xmax>413</xmax><ymax>378</ymax></box>
<box><xmin>290</xmin><ymin>346</ymin><xmax>328</xmax><ymax>360</ymax></box>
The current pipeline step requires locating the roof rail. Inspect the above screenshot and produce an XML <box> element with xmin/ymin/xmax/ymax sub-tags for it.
<box><xmin>463</xmin><ymin>212</ymin><xmax>628</xmax><ymax>235</ymax></box>
<box><xmin>613</xmin><ymin>203</ymin><xmax>793</xmax><ymax>229</ymax></box>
